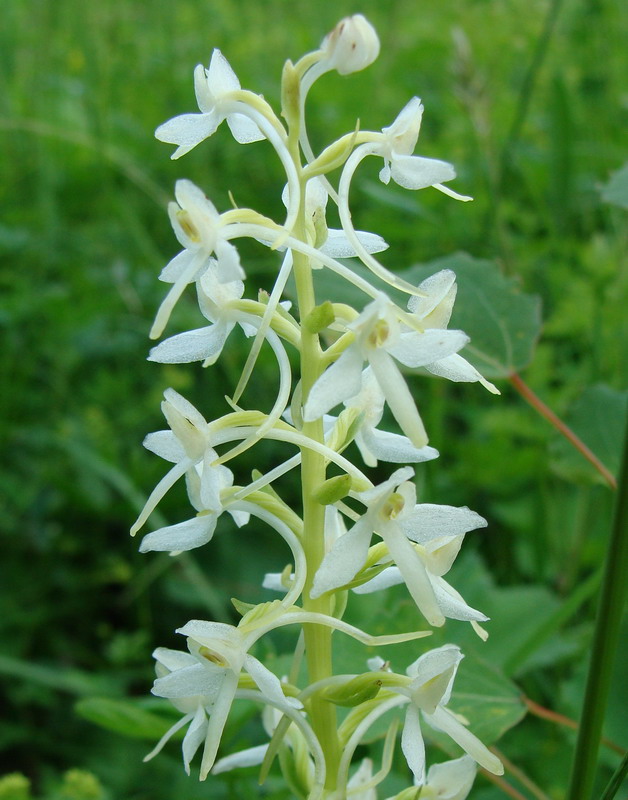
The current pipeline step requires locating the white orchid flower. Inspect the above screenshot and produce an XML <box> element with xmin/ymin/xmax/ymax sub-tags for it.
<box><xmin>155</xmin><ymin>49</ymin><xmax>266</xmax><ymax>159</ymax></box>
<box><xmin>311</xmin><ymin>468</ymin><xmax>448</xmax><ymax>627</ymax></box>
<box><xmin>148</xmin><ymin>268</ymin><xmax>246</xmax><ymax>366</ymax></box>
<box><xmin>155</xmin><ymin>51</ymin><xmax>302</xmax><ymax>233</ymax></box>
<box><xmin>138</xmin><ymin>453</ymin><xmax>247</xmax><ymax>553</ymax></box>
<box><xmin>130</xmin><ymin>389</ymin><xmax>218</xmax><ymax>536</ymax></box>
<box><xmin>150</xmin><ymin>180</ymin><xmax>245</xmax><ymax>339</ymax></box>
<box><xmin>343</xmin><ymin>367</ymin><xmax>440</xmax><ymax>466</ymax></box>
<box><xmin>395</xmin><ymin>645</ymin><xmax>503</xmax><ymax>783</ymax></box>
<box><xmin>376</xmin><ymin>99</ymin><xmax>470</xmax><ymax>198</ymax></box>
<box><xmin>144</xmin><ymin>621</ymin><xmax>302</xmax><ymax>780</ymax></box>
<box><xmin>303</xmin><ymin>295</ymin><xmax>470</xmax><ymax>448</ymax></box>
<box><xmin>352</xmin><ymin>497</ymin><xmax>489</xmax><ymax>636</ymax></box>
<box><xmin>335</xmin><ymin>99</ymin><xmax>470</xmax><ymax>295</ymax></box>
<box><xmin>391</xmin><ymin>270</ymin><xmax>499</xmax><ymax>393</ymax></box>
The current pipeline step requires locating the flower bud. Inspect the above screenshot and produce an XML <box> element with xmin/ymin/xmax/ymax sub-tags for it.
<box><xmin>321</xmin><ymin>15</ymin><xmax>380</xmax><ymax>75</ymax></box>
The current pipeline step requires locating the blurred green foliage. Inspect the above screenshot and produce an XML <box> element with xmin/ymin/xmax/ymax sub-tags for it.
<box><xmin>1</xmin><ymin>0</ymin><xmax>626</xmax><ymax>797</ymax></box>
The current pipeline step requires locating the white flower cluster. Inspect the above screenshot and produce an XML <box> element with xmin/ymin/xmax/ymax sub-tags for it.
<box><xmin>133</xmin><ymin>15</ymin><xmax>503</xmax><ymax>798</ymax></box>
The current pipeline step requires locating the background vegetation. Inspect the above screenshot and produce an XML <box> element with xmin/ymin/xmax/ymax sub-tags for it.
<box><xmin>0</xmin><ymin>0</ymin><xmax>626</xmax><ymax>797</ymax></box>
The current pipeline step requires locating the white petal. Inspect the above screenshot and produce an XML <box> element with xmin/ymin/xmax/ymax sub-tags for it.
<box><xmin>244</xmin><ymin>654</ymin><xmax>301</xmax><ymax>708</ymax></box>
<box><xmin>401</xmin><ymin>704</ymin><xmax>426</xmax><ymax>783</ymax></box>
<box><xmin>401</xmin><ymin>504</ymin><xmax>487</xmax><ymax>543</ymax></box>
<box><xmin>155</xmin><ymin>112</ymin><xmax>220</xmax><ymax>159</ymax></box>
<box><xmin>430</xmin><ymin>576</ymin><xmax>489</xmax><ymax>623</ymax></box>
<box><xmin>426</xmin><ymin>353</ymin><xmax>499</xmax><ymax>393</ymax></box>
<box><xmin>182</xmin><ymin>706</ymin><xmax>208</xmax><ymax>774</ymax></box>
<box><xmin>359</xmin><ymin>427</ymin><xmax>439</xmax><ymax>464</ymax></box>
<box><xmin>139</xmin><ymin>514</ymin><xmax>217</xmax><ymax>553</ymax></box>
<box><xmin>153</xmin><ymin>647</ymin><xmax>198</xmax><ymax>671</ymax></box>
<box><xmin>406</xmin><ymin>644</ymin><xmax>461</xmax><ymax>685</ymax></box>
<box><xmin>212</xmin><ymin>744</ymin><xmax>269</xmax><ymax>774</ymax></box>
<box><xmin>152</xmin><ymin>663</ymin><xmax>224</xmax><ymax>699</ymax></box>
<box><xmin>158</xmin><ymin>250</ymin><xmax>200</xmax><ymax>283</ymax></box>
<box><xmin>352</xmin><ymin>566</ymin><xmax>403</xmax><ymax>594</ymax></box>
<box><xmin>320</xmin><ymin>229</ymin><xmax>389</xmax><ymax>258</ymax></box>
<box><xmin>379</xmin><ymin>522</ymin><xmax>445</xmax><ymax>627</ymax></box>
<box><xmin>391</xmin><ymin>155</ymin><xmax>456</xmax><ymax>190</ymax></box>
<box><xmin>148</xmin><ymin>324</ymin><xmax>231</xmax><ymax>364</ymax></box>
<box><xmin>367</xmin><ymin>349</ymin><xmax>428</xmax><ymax>448</ymax></box>
<box><xmin>389</xmin><ymin>329</ymin><xmax>469</xmax><ymax>369</ymax></box>
<box><xmin>200</xmin><ymin>669</ymin><xmax>239</xmax><ymax>779</ymax></box>
<box><xmin>215</xmin><ymin>239</ymin><xmax>245</xmax><ymax>282</ymax></box>
<box><xmin>310</xmin><ymin>519</ymin><xmax>373</xmax><ymax>598</ymax></box>
<box><xmin>426</xmin><ymin>755</ymin><xmax>477</xmax><ymax>800</ymax></box>
<box><xmin>303</xmin><ymin>347</ymin><xmax>364</xmax><ymax>421</ymax></box>
<box><xmin>407</xmin><ymin>269</ymin><xmax>457</xmax><ymax>322</ymax></box>
<box><xmin>207</xmin><ymin>49</ymin><xmax>241</xmax><ymax>96</ymax></box>
<box><xmin>193</xmin><ymin>63</ymin><xmax>213</xmax><ymax>113</ymax></box>
<box><xmin>425</xmin><ymin>706</ymin><xmax>503</xmax><ymax>775</ymax></box>
<box><xmin>226</xmin><ymin>112</ymin><xmax>266</xmax><ymax>144</ymax></box>
<box><xmin>143</xmin><ymin>430</ymin><xmax>185</xmax><ymax>463</ymax></box>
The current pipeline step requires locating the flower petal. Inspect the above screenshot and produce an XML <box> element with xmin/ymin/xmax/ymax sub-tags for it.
<box><xmin>310</xmin><ymin>518</ymin><xmax>373</xmax><ymax>598</ymax></box>
<box><xmin>155</xmin><ymin>112</ymin><xmax>221</xmax><ymax>159</ymax></box>
<box><xmin>321</xmin><ymin>229</ymin><xmax>389</xmax><ymax>258</ymax></box>
<box><xmin>401</xmin><ymin>704</ymin><xmax>426</xmax><ymax>783</ymax></box>
<box><xmin>389</xmin><ymin>329</ymin><xmax>469</xmax><ymax>368</ymax></box>
<box><xmin>148</xmin><ymin>323</ymin><xmax>232</xmax><ymax>364</ymax></box>
<box><xmin>303</xmin><ymin>347</ymin><xmax>365</xmax><ymax>421</ymax></box>
<box><xmin>424</xmin><ymin>706</ymin><xmax>503</xmax><ymax>775</ymax></box>
<box><xmin>390</xmin><ymin>155</ymin><xmax>456</xmax><ymax>190</ymax></box>
<box><xmin>139</xmin><ymin>513</ymin><xmax>217</xmax><ymax>553</ymax></box>
<box><xmin>182</xmin><ymin>705</ymin><xmax>208</xmax><ymax>775</ymax></box>
<box><xmin>400</xmin><ymin>504</ymin><xmax>487</xmax><ymax>544</ymax></box>
<box><xmin>425</xmin><ymin>353</ymin><xmax>499</xmax><ymax>393</ymax></box>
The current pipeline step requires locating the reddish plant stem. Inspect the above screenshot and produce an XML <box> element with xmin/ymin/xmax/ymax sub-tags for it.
<box><xmin>509</xmin><ymin>372</ymin><xmax>617</xmax><ymax>490</ymax></box>
<box><xmin>523</xmin><ymin>696</ymin><xmax>626</xmax><ymax>755</ymax></box>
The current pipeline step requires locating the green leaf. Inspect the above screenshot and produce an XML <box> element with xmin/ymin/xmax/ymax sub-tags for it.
<box><xmin>74</xmin><ymin>696</ymin><xmax>180</xmax><ymax>741</ymax></box>
<box><xmin>600</xmin><ymin>162</ymin><xmax>628</xmax><ymax>209</ymax></box>
<box><xmin>550</xmin><ymin>384</ymin><xmax>628</xmax><ymax>485</ymax></box>
<box><xmin>399</xmin><ymin>253</ymin><xmax>542</xmax><ymax>378</ymax></box>
<box><xmin>0</xmin><ymin>655</ymin><xmax>117</xmax><ymax>696</ymax></box>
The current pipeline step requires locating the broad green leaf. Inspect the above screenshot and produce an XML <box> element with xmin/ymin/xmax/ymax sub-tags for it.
<box><xmin>600</xmin><ymin>162</ymin><xmax>628</xmax><ymax>209</ymax></box>
<box><xmin>399</xmin><ymin>253</ymin><xmax>542</xmax><ymax>378</ymax></box>
<box><xmin>74</xmin><ymin>696</ymin><xmax>179</xmax><ymax>741</ymax></box>
<box><xmin>550</xmin><ymin>384</ymin><xmax>628</xmax><ymax>485</ymax></box>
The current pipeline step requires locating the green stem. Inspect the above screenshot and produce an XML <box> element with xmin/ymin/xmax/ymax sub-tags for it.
<box><xmin>290</xmin><ymin>173</ymin><xmax>340</xmax><ymax>790</ymax></box>
<box><xmin>599</xmin><ymin>752</ymin><xmax>628</xmax><ymax>800</ymax></box>
<box><xmin>565</xmin><ymin>422</ymin><xmax>628</xmax><ymax>800</ymax></box>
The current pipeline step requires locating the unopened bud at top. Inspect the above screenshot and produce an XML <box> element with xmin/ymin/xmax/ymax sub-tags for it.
<box><xmin>321</xmin><ymin>15</ymin><xmax>380</xmax><ymax>75</ymax></box>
